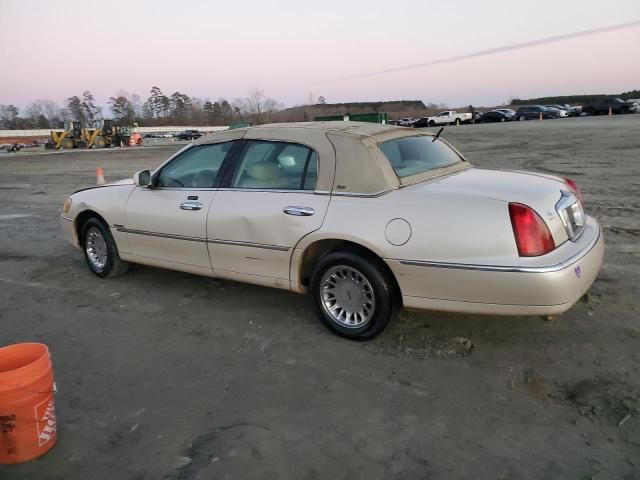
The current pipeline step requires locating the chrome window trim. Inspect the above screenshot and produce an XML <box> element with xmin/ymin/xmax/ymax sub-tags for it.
<box><xmin>216</xmin><ymin>187</ymin><xmax>317</xmax><ymax>194</ymax></box>
<box><xmin>146</xmin><ymin>187</ymin><xmax>395</xmax><ymax>197</ymax></box>
<box><xmin>147</xmin><ymin>187</ymin><xmax>221</xmax><ymax>192</ymax></box>
<box><xmin>398</xmin><ymin>225</ymin><xmax>601</xmax><ymax>274</ymax></box>
<box><xmin>331</xmin><ymin>188</ymin><xmax>394</xmax><ymax>198</ymax></box>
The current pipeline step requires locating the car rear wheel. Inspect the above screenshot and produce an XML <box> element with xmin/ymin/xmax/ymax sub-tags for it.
<box><xmin>310</xmin><ymin>251</ymin><xmax>397</xmax><ymax>340</ymax></box>
<box><xmin>518</xmin><ymin>115</ymin><xmax>526</xmax><ymax>121</ymax></box>
<box><xmin>81</xmin><ymin>218</ymin><xmax>129</xmax><ymax>278</ymax></box>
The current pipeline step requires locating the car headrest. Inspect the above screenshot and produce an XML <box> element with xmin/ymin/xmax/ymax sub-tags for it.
<box><xmin>246</xmin><ymin>162</ymin><xmax>282</xmax><ymax>180</ymax></box>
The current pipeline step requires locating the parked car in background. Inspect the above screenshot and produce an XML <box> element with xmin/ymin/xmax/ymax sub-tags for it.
<box><xmin>568</xmin><ymin>105</ymin><xmax>583</xmax><ymax>117</ymax></box>
<box><xmin>495</xmin><ymin>108</ymin><xmax>517</xmax><ymax>118</ymax></box>
<box><xmin>390</xmin><ymin>118</ymin><xmax>416</xmax><ymax>127</ymax></box>
<box><xmin>478</xmin><ymin>110</ymin><xmax>513</xmax><ymax>123</ymax></box>
<box><xmin>177</xmin><ymin>130</ymin><xmax>203</xmax><ymax>141</ymax></box>
<box><xmin>411</xmin><ymin>117</ymin><xmax>431</xmax><ymax>128</ymax></box>
<box><xmin>144</xmin><ymin>132</ymin><xmax>176</xmax><ymax>138</ymax></box>
<box><xmin>396</xmin><ymin>118</ymin><xmax>416</xmax><ymax>127</ymax></box>
<box><xmin>514</xmin><ymin>106</ymin><xmax>559</xmax><ymax>121</ymax></box>
<box><xmin>581</xmin><ymin>98</ymin><xmax>635</xmax><ymax>115</ymax></box>
<box><xmin>424</xmin><ymin>110</ymin><xmax>473</xmax><ymax>127</ymax></box>
<box><xmin>60</xmin><ymin>122</ymin><xmax>603</xmax><ymax>340</ymax></box>
<box><xmin>545</xmin><ymin>106</ymin><xmax>569</xmax><ymax>118</ymax></box>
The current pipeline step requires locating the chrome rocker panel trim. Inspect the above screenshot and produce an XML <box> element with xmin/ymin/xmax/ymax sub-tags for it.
<box><xmin>114</xmin><ymin>226</ymin><xmax>289</xmax><ymax>251</ymax></box>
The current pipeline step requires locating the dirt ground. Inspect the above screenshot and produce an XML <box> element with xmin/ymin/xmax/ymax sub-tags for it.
<box><xmin>0</xmin><ymin>116</ymin><xmax>639</xmax><ymax>479</ymax></box>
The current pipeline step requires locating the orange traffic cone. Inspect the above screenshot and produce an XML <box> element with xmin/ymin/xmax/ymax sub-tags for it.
<box><xmin>608</xmin><ymin>106</ymin><xmax>612</xmax><ymax>116</ymax></box>
<box><xmin>96</xmin><ymin>167</ymin><xmax>105</xmax><ymax>185</ymax></box>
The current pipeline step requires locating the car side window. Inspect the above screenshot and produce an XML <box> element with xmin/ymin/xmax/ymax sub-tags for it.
<box><xmin>156</xmin><ymin>142</ymin><xmax>234</xmax><ymax>188</ymax></box>
<box><xmin>231</xmin><ymin>140</ymin><xmax>318</xmax><ymax>190</ymax></box>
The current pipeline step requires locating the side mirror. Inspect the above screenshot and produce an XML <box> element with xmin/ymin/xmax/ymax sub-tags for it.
<box><xmin>133</xmin><ymin>169</ymin><xmax>151</xmax><ymax>187</ymax></box>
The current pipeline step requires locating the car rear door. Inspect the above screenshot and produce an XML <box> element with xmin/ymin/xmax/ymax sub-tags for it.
<box><xmin>123</xmin><ymin>141</ymin><xmax>238</xmax><ymax>273</ymax></box>
<box><xmin>206</xmin><ymin>131</ymin><xmax>335</xmax><ymax>286</ymax></box>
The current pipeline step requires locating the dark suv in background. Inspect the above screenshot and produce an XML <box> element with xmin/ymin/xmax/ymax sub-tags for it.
<box><xmin>514</xmin><ymin>106</ymin><xmax>559</xmax><ymax>121</ymax></box>
<box><xmin>177</xmin><ymin>130</ymin><xmax>204</xmax><ymax>140</ymax></box>
<box><xmin>581</xmin><ymin>98</ymin><xmax>637</xmax><ymax>115</ymax></box>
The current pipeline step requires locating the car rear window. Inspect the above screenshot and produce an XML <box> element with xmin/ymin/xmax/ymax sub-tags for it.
<box><xmin>379</xmin><ymin>136</ymin><xmax>462</xmax><ymax>178</ymax></box>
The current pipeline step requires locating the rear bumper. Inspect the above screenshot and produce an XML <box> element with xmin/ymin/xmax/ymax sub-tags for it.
<box><xmin>60</xmin><ymin>214</ymin><xmax>80</xmax><ymax>249</ymax></box>
<box><xmin>386</xmin><ymin>219</ymin><xmax>604</xmax><ymax>316</ymax></box>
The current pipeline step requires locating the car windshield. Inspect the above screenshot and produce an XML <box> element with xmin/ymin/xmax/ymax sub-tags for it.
<box><xmin>379</xmin><ymin>136</ymin><xmax>462</xmax><ymax>178</ymax></box>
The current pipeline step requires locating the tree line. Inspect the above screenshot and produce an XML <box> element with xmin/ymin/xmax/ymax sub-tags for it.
<box><xmin>0</xmin><ymin>87</ymin><xmax>283</xmax><ymax>130</ymax></box>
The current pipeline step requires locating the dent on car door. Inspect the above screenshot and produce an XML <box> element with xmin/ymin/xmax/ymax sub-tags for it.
<box><xmin>207</xmin><ymin>140</ymin><xmax>330</xmax><ymax>285</ymax></box>
<box><xmin>123</xmin><ymin>141</ymin><xmax>236</xmax><ymax>272</ymax></box>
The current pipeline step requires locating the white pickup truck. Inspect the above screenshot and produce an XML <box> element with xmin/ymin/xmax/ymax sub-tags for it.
<box><xmin>426</xmin><ymin>110</ymin><xmax>473</xmax><ymax>126</ymax></box>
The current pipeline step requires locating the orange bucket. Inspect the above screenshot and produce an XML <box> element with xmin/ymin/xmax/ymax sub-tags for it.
<box><xmin>0</xmin><ymin>343</ymin><xmax>57</xmax><ymax>463</ymax></box>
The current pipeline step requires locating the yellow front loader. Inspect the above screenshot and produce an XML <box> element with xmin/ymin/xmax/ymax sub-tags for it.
<box><xmin>45</xmin><ymin>120</ymin><xmax>86</xmax><ymax>149</ymax></box>
<box><xmin>83</xmin><ymin>119</ymin><xmax>118</xmax><ymax>148</ymax></box>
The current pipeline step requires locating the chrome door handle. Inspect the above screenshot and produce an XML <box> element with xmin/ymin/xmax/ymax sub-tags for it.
<box><xmin>180</xmin><ymin>201</ymin><xmax>203</xmax><ymax>211</ymax></box>
<box><xmin>283</xmin><ymin>206</ymin><xmax>315</xmax><ymax>216</ymax></box>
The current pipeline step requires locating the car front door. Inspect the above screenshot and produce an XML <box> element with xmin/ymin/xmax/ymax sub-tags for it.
<box><xmin>123</xmin><ymin>141</ymin><xmax>238</xmax><ymax>274</ymax></box>
<box><xmin>207</xmin><ymin>137</ymin><xmax>332</xmax><ymax>287</ymax></box>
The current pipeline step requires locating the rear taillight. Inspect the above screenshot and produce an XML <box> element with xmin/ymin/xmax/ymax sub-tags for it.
<box><xmin>509</xmin><ymin>203</ymin><xmax>555</xmax><ymax>257</ymax></box>
<box><xmin>563</xmin><ymin>177</ymin><xmax>583</xmax><ymax>203</ymax></box>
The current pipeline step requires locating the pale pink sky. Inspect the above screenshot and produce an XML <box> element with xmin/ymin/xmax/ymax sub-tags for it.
<box><xmin>1</xmin><ymin>0</ymin><xmax>639</xmax><ymax>109</ymax></box>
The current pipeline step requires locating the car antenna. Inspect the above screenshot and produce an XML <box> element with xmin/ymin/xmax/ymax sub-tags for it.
<box><xmin>432</xmin><ymin>127</ymin><xmax>444</xmax><ymax>142</ymax></box>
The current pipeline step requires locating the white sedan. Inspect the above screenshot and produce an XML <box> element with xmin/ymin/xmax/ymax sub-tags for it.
<box><xmin>60</xmin><ymin>122</ymin><xmax>604</xmax><ymax>340</ymax></box>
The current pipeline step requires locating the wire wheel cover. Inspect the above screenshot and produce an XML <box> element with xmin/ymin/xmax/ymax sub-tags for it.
<box><xmin>320</xmin><ymin>265</ymin><xmax>376</xmax><ymax>328</ymax></box>
<box><xmin>85</xmin><ymin>227</ymin><xmax>108</xmax><ymax>270</ymax></box>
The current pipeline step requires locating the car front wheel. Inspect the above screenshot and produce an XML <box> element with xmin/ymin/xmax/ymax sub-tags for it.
<box><xmin>81</xmin><ymin>218</ymin><xmax>129</xmax><ymax>278</ymax></box>
<box><xmin>310</xmin><ymin>251</ymin><xmax>397</xmax><ymax>340</ymax></box>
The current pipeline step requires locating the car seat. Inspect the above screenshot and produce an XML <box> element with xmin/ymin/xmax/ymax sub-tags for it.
<box><xmin>239</xmin><ymin>162</ymin><xmax>286</xmax><ymax>188</ymax></box>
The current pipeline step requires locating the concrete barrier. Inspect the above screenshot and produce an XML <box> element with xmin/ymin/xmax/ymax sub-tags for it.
<box><xmin>0</xmin><ymin>126</ymin><xmax>229</xmax><ymax>138</ymax></box>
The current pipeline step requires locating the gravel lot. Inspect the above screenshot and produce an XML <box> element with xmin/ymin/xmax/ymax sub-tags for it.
<box><xmin>1</xmin><ymin>116</ymin><xmax>639</xmax><ymax>479</ymax></box>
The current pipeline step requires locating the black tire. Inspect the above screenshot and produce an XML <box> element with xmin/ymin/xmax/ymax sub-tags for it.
<box><xmin>310</xmin><ymin>251</ymin><xmax>397</xmax><ymax>340</ymax></box>
<box><xmin>428</xmin><ymin>120</ymin><xmax>436</xmax><ymax>127</ymax></box>
<box><xmin>518</xmin><ymin>115</ymin><xmax>526</xmax><ymax>121</ymax></box>
<box><xmin>81</xmin><ymin>218</ymin><xmax>129</xmax><ymax>278</ymax></box>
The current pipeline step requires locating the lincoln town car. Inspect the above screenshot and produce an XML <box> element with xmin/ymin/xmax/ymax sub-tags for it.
<box><xmin>60</xmin><ymin>122</ymin><xmax>604</xmax><ymax>340</ymax></box>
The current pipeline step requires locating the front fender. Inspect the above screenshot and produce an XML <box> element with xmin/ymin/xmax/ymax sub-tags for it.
<box><xmin>65</xmin><ymin>185</ymin><xmax>135</xmax><ymax>251</ymax></box>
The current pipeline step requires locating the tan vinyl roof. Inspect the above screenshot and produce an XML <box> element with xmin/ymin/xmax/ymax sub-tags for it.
<box><xmin>196</xmin><ymin>122</ymin><xmax>470</xmax><ymax>195</ymax></box>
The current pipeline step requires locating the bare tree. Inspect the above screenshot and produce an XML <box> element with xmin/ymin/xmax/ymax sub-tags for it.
<box><xmin>242</xmin><ymin>88</ymin><xmax>282</xmax><ymax>124</ymax></box>
<box><xmin>25</xmin><ymin>99</ymin><xmax>64</xmax><ymax>128</ymax></box>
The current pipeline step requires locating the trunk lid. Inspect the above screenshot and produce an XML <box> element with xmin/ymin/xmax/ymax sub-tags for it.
<box><xmin>406</xmin><ymin>167</ymin><xmax>578</xmax><ymax>246</ymax></box>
